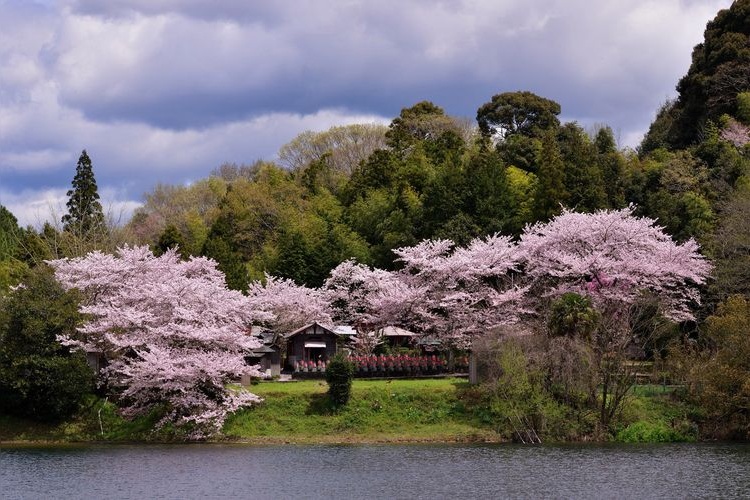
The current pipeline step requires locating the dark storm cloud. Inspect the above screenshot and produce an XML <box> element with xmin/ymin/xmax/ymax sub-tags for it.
<box><xmin>51</xmin><ymin>0</ymin><xmax>724</xmax><ymax>135</ymax></box>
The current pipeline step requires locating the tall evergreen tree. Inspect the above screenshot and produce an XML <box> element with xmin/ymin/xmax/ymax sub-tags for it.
<box><xmin>155</xmin><ymin>224</ymin><xmax>187</xmax><ymax>259</ymax></box>
<box><xmin>62</xmin><ymin>150</ymin><xmax>105</xmax><ymax>235</ymax></box>
<box><xmin>533</xmin><ymin>132</ymin><xmax>568</xmax><ymax>221</ymax></box>
<box><xmin>201</xmin><ymin>205</ymin><xmax>249</xmax><ymax>292</ymax></box>
<box><xmin>557</xmin><ymin>123</ymin><xmax>607</xmax><ymax>212</ymax></box>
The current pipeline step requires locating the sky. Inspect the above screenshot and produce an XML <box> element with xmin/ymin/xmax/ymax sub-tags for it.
<box><xmin>0</xmin><ymin>0</ymin><xmax>735</xmax><ymax>227</ymax></box>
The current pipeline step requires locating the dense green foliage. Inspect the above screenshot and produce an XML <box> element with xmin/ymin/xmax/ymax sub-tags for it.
<box><xmin>0</xmin><ymin>266</ymin><xmax>94</xmax><ymax>422</ymax></box>
<box><xmin>642</xmin><ymin>0</ymin><xmax>750</xmax><ymax>151</ymax></box>
<box><xmin>677</xmin><ymin>295</ymin><xmax>750</xmax><ymax>439</ymax></box>
<box><xmin>0</xmin><ymin>206</ymin><xmax>27</xmax><ymax>292</ymax></box>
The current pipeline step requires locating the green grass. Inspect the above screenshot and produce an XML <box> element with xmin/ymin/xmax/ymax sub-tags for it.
<box><xmin>222</xmin><ymin>378</ymin><xmax>502</xmax><ymax>443</ymax></box>
<box><xmin>615</xmin><ymin>385</ymin><xmax>699</xmax><ymax>442</ymax></box>
<box><xmin>0</xmin><ymin>397</ymin><xmax>182</xmax><ymax>444</ymax></box>
<box><xmin>0</xmin><ymin>380</ymin><xmax>704</xmax><ymax>444</ymax></box>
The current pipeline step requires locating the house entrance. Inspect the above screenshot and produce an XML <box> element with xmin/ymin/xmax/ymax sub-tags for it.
<box><xmin>304</xmin><ymin>341</ymin><xmax>327</xmax><ymax>362</ymax></box>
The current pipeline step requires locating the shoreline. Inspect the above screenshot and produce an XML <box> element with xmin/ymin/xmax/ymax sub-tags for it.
<box><xmin>1</xmin><ymin>378</ymin><xmax>725</xmax><ymax>446</ymax></box>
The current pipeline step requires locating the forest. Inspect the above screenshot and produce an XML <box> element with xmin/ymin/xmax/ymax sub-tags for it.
<box><xmin>1</xmin><ymin>1</ymin><xmax>750</xmax><ymax>441</ymax></box>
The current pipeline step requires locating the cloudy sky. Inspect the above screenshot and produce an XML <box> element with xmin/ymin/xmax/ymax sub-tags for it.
<box><xmin>0</xmin><ymin>0</ymin><xmax>734</xmax><ymax>227</ymax></box>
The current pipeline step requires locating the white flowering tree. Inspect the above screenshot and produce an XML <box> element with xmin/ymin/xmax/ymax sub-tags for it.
<box><xmin>247</xmin><ymin>274</ymin><xmax>333</xmax><ymax>333</ymax></box>
<box><xmin>519</xmin><ymin>206</ymin><xmax>712</xmax><ymax>428</ymax></box>
<box><xmin>324</xmin><ymin>259</ymin><xmax>396</xmax><ymax>327</ymax></box>
<box><xmin>388</xmin><ymin>235</ymin><xmax>527</xmax><ymax>347</ymax></box>
<box><xmin>325</xmin><ymin>235</ymin><xmax>526</xmax><ymax>348</ymax></box>
<box><xmin>721</xmin><ymin>118</ymin><xmax>750</xmax><ymax>148</ymax></box>
<box><xmin>323</xmin><ymin>260</ymin><xmax>396</xmax><ymax>353</ymax></box>
<box><xmin>520</xmin><ymin>206</ymin><xmax>711</xmax><ymax>322</ymax></box>
<box><xmin>49</xmin><ymin>246</ymin><xmax>264</xmax><ymax>438</ymax></box>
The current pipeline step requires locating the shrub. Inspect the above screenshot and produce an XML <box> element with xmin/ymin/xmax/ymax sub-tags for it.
<box><xmin>325</xmin><ymin>353</ymin><xmax>355</xmax><ymax>407</ymax></box>
<box><xmin>616</xmin><ymin>421</ymin><xmax>694</xmax><ymax>443</ymax></box>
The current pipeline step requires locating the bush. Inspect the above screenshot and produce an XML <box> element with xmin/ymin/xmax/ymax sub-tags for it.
<box><xmin>469</xmin><ymin>333</ymin><xmax>600</xmax><ymax>441</ymax></box>
<box><xmin>616</xmin><ymin>421</ymin><xmax>694</xmax><ymax>443</ymax></box>
<box><xmin>325</xmin><ymin>353</ymin><xmax>355</xmax><ymax>407</ymax></box>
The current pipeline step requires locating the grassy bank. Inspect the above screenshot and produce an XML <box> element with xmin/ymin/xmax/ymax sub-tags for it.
<box><xmin>223</xmin><ymin>378</ymin><xmax>699</xmax><ymax>444</ymax></box>
<box><xmin>223</xmin><ymin>378</ymin><xmax>500</xmax><ymax>444</ymax></box>
<box><xmin>0</xmin><ymin>378</ymin><xmax>700</xmax><ymax>444</ymax></box>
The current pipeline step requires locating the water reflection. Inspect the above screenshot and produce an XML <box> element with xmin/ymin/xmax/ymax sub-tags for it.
<box><xmin>2</xmin><ymin>443</ymin><xmax>749</xmax><ymax>499</ymax></box>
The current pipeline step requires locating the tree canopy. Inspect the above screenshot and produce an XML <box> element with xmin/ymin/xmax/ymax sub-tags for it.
<box><xmin>0</xmin><ymin>266</ymin><xmax>93</xmax><ymax>422</ymax></box>
<box><xmin>642</xmin><ymin>0</ymin><xmax>750</xmax><ymax>150</ymax></box>
<box><xmin>477</xmin><ymin>91</ymin><xmax>561</xmax><ymax>141</ymax></box>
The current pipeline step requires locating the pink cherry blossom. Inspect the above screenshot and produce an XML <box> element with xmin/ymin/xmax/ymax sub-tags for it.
<box><xmin>721</xmin><ymin>118</ymin><xmax>750</xmax><ymax>148</ymax></box>
<box><xmin>48</xmin><ymin>246</ymin><xmax>263</xmax><ymax>438</ymax></box>
<box><xmin>247</xmin><ymin>273</ymin><xmax>333</xmax><ymax>332</ymax></box>
<box><xmin>325</xmin><ymin>234</ymin><xmax>526</xmax><ymax>347</ymax></box>
<box><xmin>519</xmin><ymin>205</ymin><xmax>712</xmax><ymax>322</ymax></box>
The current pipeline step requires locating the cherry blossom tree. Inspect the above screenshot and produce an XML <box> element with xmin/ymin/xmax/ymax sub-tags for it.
<box><xmin>247</xmin><ymin>274</ymin><xmax>333</xmax><ymax>333</ymax></box>
<box><xmin>388</xmin><ymin>235</ymin><xmax>527</xmax><ymax>347</ymax></box>
<box><xmin>721</xmin><ymin>118</ymin><xmax>750</xmax><ymax>148</ymax></box>
<box><xmin>519</xmin><ymin>206</ymin><xmax>712</xmax><ymax>428</ymax></box>
<box><xmin>519</xmin><ymin>206</ymin><xmax>711</xmax><ymax>321</ymax></box>
<box><xmin>324</xmin><ymin>259</ymin><xmax>398</xmax><ymax>328</ymax></box>
<box><xmin>325</xmin><ymin>235</ymin><xmax>527</xmax><ymax>348</ymax></box>
<box><xmin>48</xmin><ymin>246</ymin><xmax>264</xmax><ymax>438</ymax></box>
<box><xmin>323</xmin><ymin>260</ymin><xmax>398</xmax><ymax>352</ymax></box>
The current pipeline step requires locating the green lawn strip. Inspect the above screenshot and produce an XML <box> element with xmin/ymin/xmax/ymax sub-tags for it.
<box><xmin>0</xmin><ymin>397</ymin><xmax>181</xmax><ymax>444</ymax></box>
<box><xmin>223</xmin><ymin>378</ymin><xmax>501</xmax><ymax>443</ymax></box>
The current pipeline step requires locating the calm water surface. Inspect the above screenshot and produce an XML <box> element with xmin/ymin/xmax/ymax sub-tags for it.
<box><xmin>1</xmin><ymin>443</ymin><xmax>749</xmax><ymax>499</ymax></box>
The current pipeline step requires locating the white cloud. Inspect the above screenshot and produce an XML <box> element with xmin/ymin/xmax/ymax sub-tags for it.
<box><xmin>0</xmin><ymin>0</ymin><xmax>736</xmax><ymax>225</ymax></box>
<box><xmin>0</xmin><ymin>187</ymin><xmax>69</xmax><ymax>229</ymax></box>
<box><xmin>0</xmin><ymin>105</ymin><xmax>388</xmax><ymax>226</ymax></box>
<box><xmin>43</xmin><ymin>1</ymin><xmax>731</xmax><ymax>132</ymax></box>
<box><xmin>0</xmin><ymin>185</ymin><xmax>143</xmax><ymax>229</ymax></box>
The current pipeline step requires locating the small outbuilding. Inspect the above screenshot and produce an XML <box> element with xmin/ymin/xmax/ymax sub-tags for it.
<box><xmin>85</xmin><ymin>349</ymin><xmax>106</xmax><ymax>372</ymax></box>
<box><xmin>244</xmin><ymin>325</ymin><xmax>282</xmax><ymax>378</ymax></box>
<box><xmin>377</xmin><ymin>325</ymin><xmax>417</xmax><ymax>348</ymax></box>
<box><xmin>246</xmin><ymin>344</ymin><xmax>281</xmax><ymax>378</ymax></box>
<box><xmin>284</xmin><ymin>322</ymin><xmax>355</xmax><ymax>370</ymax></box>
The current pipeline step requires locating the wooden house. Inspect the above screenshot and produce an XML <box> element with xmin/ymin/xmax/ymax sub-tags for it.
<box><xmin>284</xmin><ymin>322</ymin><xmax>355</xmax><ymax>370</ymax></box>
<box><xmin>377</xmin><ymin>325</ymin><xmax>416</xmax><ymax>348</ymax></box>
<box><xmin>85</xmin><ymin>349</ymin><xmax>106</xmax><ymax>372</ymax></box>
<box><xmin>245</xmin><ymin>344</ymin><xmax>281</xmax><ymax>378</ymax></box>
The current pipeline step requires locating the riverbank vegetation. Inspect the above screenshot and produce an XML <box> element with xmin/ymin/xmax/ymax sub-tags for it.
<box><xmin>2</xmin><ymin>1</ymin><xmax>750</xmax><ymax>443</ymax></box>
<box><xmin>0</xmin><ymin>378</ymin><xmax>699</xmax><ymax>445</ymax></box>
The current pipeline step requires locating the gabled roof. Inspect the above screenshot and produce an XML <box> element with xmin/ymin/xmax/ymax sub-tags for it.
<box><xmin>378</xmin><ymin>325</ymin><xmax>416</xmax><ymax>337</ymax></box>
<box><xmin>285</xmin><ymin>321</ymin><xmax>336</xmax><ymax>338</ymax></box>
<box><xmin>333</xmin><ymin>325</ymin><xmax>357</xmax><ymax>336</ymax></box>
<box><xmin>417</xmin><ymin>335</ymin><xmax>442</xmax><ymax>346</ymax></box>
<box><xmin>252</xmin><ymin>344</ymin><xmax>276</xmax><ymax>354</ymax></box>
<box><xmin>285</xmin><ymin>321</ymin><xmax>359</xmax><ymax>339</ymax></box>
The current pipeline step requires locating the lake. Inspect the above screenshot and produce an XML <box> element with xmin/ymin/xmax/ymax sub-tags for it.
<box><xmin>2</xmin><ymin>443</ymin><xmax>749</xmax><ymax>499</ymax></box>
